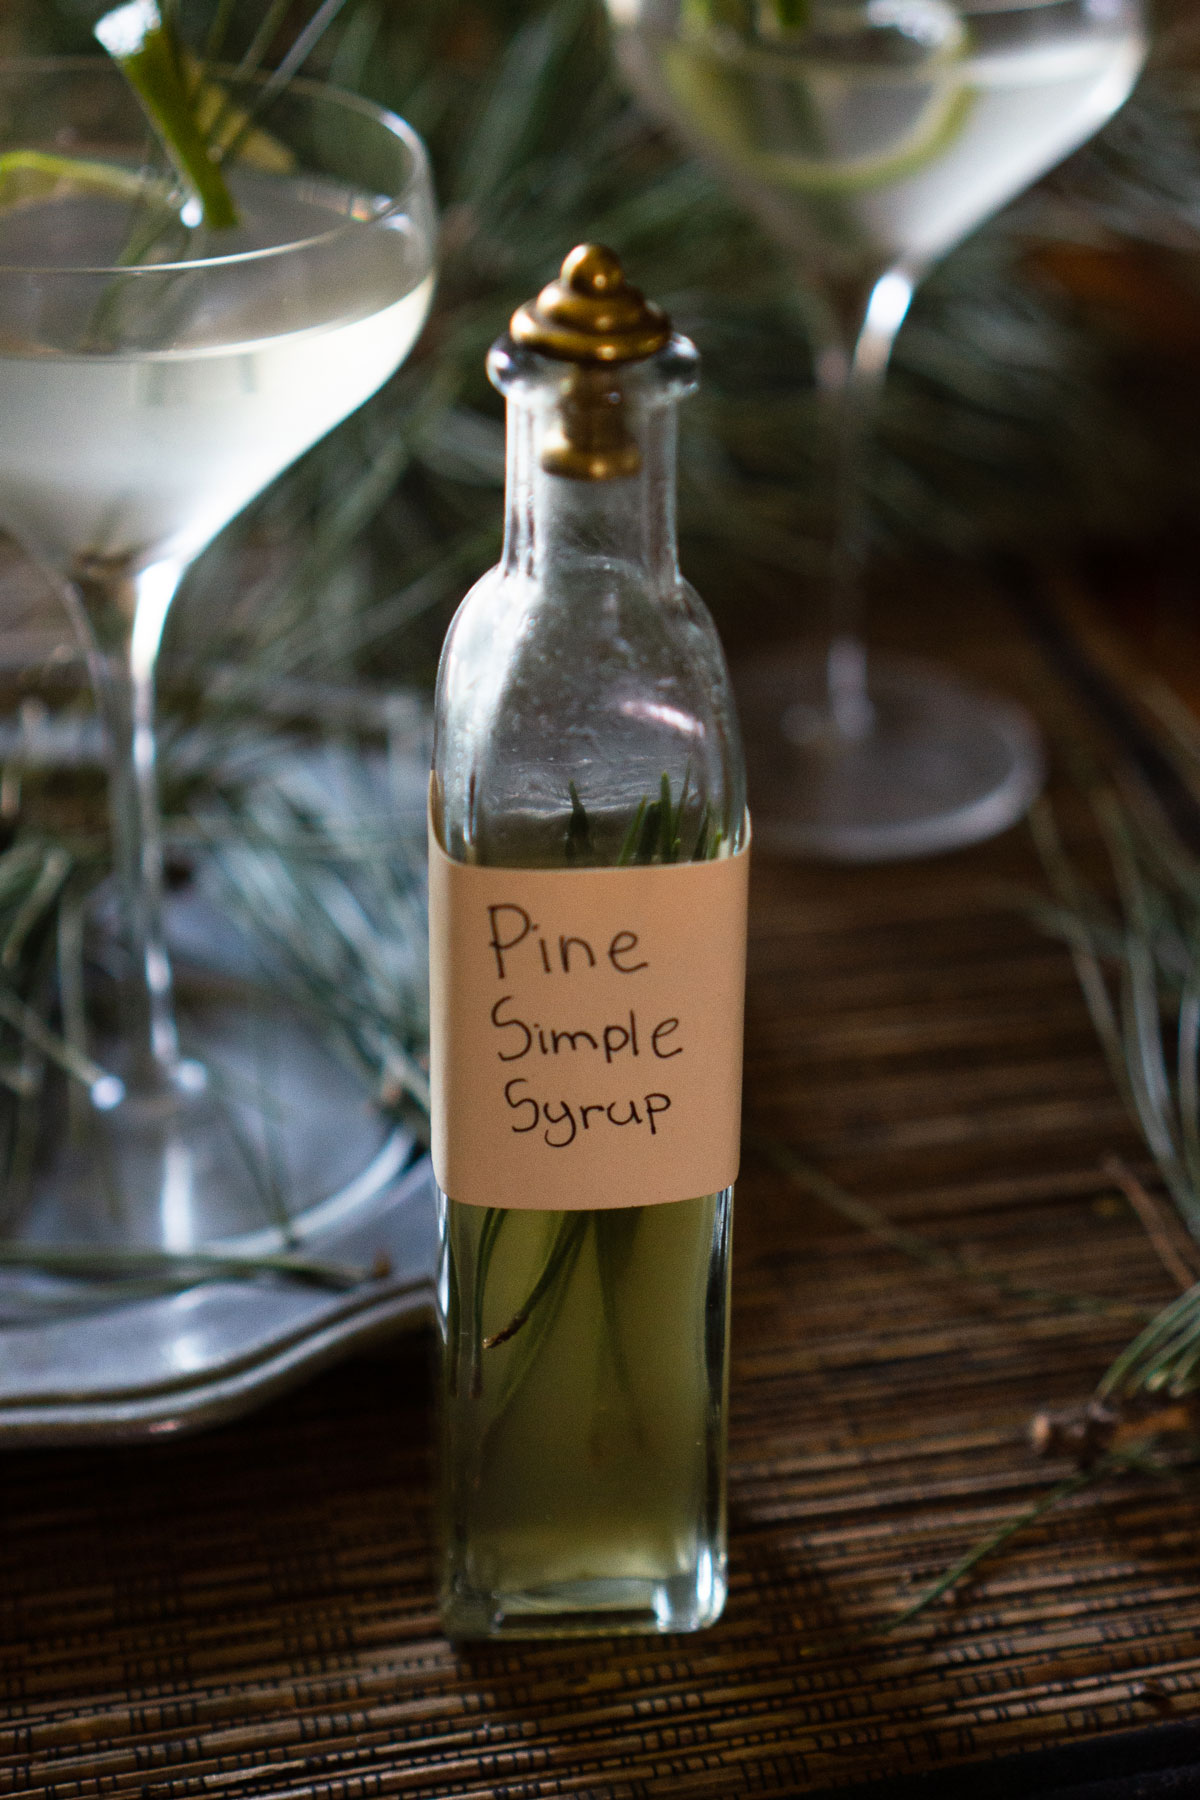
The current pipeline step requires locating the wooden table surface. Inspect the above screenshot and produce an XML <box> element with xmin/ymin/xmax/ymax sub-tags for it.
<box><xmin>4</xmin><ymin>561</ymin><xmax>1200</xmax><ymax>1798</ymax></box>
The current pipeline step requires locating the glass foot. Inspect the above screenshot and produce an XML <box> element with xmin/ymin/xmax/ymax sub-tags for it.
<box><xmin>18</xmin><ymin>1001</ymin><xmax>406</xmax><ymax>1252</ymax></box>
<box><xmin>735</xmin><ymin>645</ymin><xmax>1044</xmax><ymax>862</ymax></box>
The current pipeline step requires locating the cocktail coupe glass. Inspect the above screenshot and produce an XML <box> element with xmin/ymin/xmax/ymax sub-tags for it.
<box><xmin>0</xmin><ymin>59</ymin><xmax>435</xmax><ymax>1247</ymax></box>
<box><xmin>608</xmin><ymin>0</ymin><xmax>1146</xmax><ymax>858</ymax></box>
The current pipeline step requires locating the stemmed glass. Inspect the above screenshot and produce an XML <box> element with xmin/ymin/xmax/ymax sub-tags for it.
<box><xmin>607</xmin><ymin>0</ymin><xmax>1146</xmax><ymax>859</ymax></box>
<box><xmin>0</xmin><ymin>59</ymin><xmax>435</xmax><ymax>1245</ymax></box>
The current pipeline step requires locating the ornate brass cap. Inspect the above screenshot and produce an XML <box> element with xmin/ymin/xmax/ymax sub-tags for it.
<box><xmin>511</xmin><ymin>244</ymin><xmax>670</xmax><ymax>365</ymax></box>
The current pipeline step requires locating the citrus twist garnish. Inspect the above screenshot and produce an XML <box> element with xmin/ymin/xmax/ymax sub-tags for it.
<box><xmin>0</xmin><ymin>149</ymin><xmax>157</xmax><ymax>211</ymax></box>
<box><xmin>669</xmin><ymin>0</ymin><xmax>973</xmax><ymax>197</ymax></box>
<box><xmin>94</xmin><ymin>0</ymin><xmax>239</xmax><ymax>229</ymax></box>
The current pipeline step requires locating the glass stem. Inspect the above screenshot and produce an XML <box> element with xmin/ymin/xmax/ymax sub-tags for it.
<box><xmin>814</xmin><ymin>267</ymin><xmax>915</xmax><ymax>741</ymax></box>
<box><xmin>65</xmin><ymin>554</ymin><xmax>186</xmax><ymax>1091</ymax></box>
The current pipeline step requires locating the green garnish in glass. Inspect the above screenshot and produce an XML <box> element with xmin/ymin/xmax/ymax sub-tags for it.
<box><xmin>94</xmin><ymin>0</ymin><xmax>240</xmax><ymax>229</ymax></box>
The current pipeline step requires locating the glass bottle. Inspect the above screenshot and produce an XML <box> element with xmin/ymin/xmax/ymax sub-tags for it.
<box><xmin>430</xmin><ymin>245</ymin><xmax>748</xmax><ymax>1638</ymax></box>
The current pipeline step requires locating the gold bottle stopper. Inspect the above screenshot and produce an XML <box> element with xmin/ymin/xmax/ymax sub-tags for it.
<box><xmin>510</xmin><ymin>245</ymin><xmax>671</xmax><ymax>480</ymax></box>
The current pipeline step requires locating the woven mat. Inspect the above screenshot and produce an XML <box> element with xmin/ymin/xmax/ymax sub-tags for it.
<box><xmin>4</xmin><ymin>565</ymin><xmax>1200</xmax><ymax>1798</ymax></box>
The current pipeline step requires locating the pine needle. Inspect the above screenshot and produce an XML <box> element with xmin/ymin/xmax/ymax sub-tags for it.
<box><xmin>746</xmin><ymin>1131</ymin><xmax>1153</xmax><ymax>1324</ymax></box>
<box><xmin>885</xmin><ymin>1467</ymin><xmax>1102</xmax><ymax>1633</ymax></box>
<box><xmin>0</xmin><ymin>1241</ymin><xmax>383</xmax><ymax>1291</ymax></box>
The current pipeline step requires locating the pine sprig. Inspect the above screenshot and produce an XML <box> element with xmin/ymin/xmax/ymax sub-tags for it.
<box><xmin>94</xmin><ymin>0</ymin><xmax>240</xmax><ymax>227</ymax></box>
<box><xmin>0</xmin><ymin>1239</ymin><xmax>384</xmax><ymax>1291</ymax></box>
<box><xmin>865</xmin><ymin>741</ymin><xmax>1200</xmax><ymax>1631</ymax></box>
<box><xmin>748</xmin><ymin>709</ymin><xmax>1200</xmax><ymax>1627</ymax></box>
<box><xmin>1028</xmin><ymin>740</ymin><xmax>1200</xmax><ymax>1426</ymax></box>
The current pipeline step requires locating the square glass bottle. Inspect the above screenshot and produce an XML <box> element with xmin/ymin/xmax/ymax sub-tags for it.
<box><xmin>429</xmin><ymin>247</ymin><xmax>748</xmax><ymax>1638</ymax></box>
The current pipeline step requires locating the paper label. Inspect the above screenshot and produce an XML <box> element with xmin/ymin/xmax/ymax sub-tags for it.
<box><xmin>428</xmin><ymin>818</ymin><xmax>749</xmax><ymax>1210</ymax></box>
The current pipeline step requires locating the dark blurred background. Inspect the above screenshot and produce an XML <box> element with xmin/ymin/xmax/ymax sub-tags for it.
<box><xmin>8</xmin><ymin>0</ymin><xmax>1200</xmax><ymax>706</ymax></box>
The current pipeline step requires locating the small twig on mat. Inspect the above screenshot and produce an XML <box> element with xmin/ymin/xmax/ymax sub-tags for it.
<box><xmin>1030</xmin><ymin>1396</ymin><xmax>1197</xmax><ymax>1464</ymax></box>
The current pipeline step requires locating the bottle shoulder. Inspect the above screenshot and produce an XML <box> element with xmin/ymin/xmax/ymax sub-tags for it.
<box><xmin>436</xmin><ymin>562</ymin><xmax>736</xmax><ymax>732</ymax></box>
<box><xmin>440</xmin><ymin>560</ymin><xmax>727</xmax><ymax>669</ymax></box>
<box><xmin>432</xmin><ymin>560</ymin><xmax>746</xmax><ymax>868</ymax></box>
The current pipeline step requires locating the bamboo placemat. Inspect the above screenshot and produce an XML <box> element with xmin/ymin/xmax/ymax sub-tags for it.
<box><xmin>3</xmin><ymin>564</ymin><xmax>1200</xmax><ymax>1798</ymax></box>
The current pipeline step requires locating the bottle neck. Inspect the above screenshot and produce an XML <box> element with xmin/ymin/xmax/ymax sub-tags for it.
<box><xmin>501</xmin><ymin>388</ymin><xmax>680</xmax><ymax>594</ymax></box>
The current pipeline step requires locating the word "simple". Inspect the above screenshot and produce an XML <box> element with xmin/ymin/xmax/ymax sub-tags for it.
<box><xmin>491</xmin><ymin>1000</ymin><xmax>681</xmax><ymax>1064</ymax></box>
